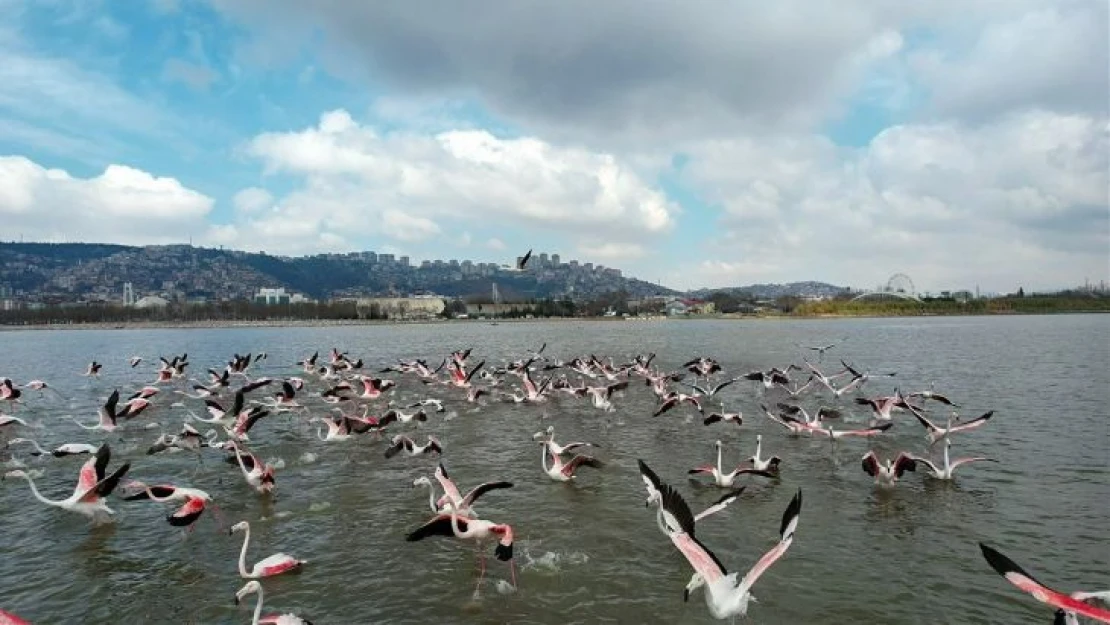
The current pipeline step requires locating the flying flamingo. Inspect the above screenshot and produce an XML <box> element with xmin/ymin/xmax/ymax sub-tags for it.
<box><xmin>911</xmin><ymin>409</ymin><xmax>995</xmax><ymax>446</ymax></box>
<box><xmin>224</xmin><ymin>442</ymin><xmax>276</xmax><ymax>495</ymax></box>
<box><xmin>120</xmin><ymin>481</ymin><xmax>218</xmax><ymax>532</ymax></box>
<box><xmin>908</xmin><ymin>439</ymin><xmax>997</xmax><ymax>480</ymax></box>
<box><xmin>2</xmin><ymin>444</ymin><xmax>130</xmax><ymax>523</ymax></box>
<box><xmin>532</xmin><ymin>425</ymin><xmax>598</xmax><ymax>457</ymax></box>
<box><xmin>234</xmin><ymin>580</ymin><xmax>311</xmax><ymax>625</ymax></box>
<box><xmin>687</xmin><ymin>441</ymin><xmax>775</xmax><ymax>487</ymax></box>
<box><xmin>6</xmin><ymin>438</ymin><xmax>98</xmax><ymax>458</ymax></box>
<box><xmin>540</xmin><ymin>443</ymin><xmax>603</xmax><ymax>482</ymax></box>
<box><xmin>860</xmin><ymin>451</ymin><xmax>917</xmax><ymax>487</ymax></box>
<box><xmin>384</xmin><ymin>435</ymin><xmax>442</xmax><ymax>458</ymax></box>
<box><xmin>70</xmin><ymin>389</ymin><xmax>125</xmax><ymax>432</ymax></box>
<box><xmin>638</xmin><ymin>459</ymin><xmax>745</xmax><ymax>531</ymax></box>
<box><xmin>664</xmin><ymin>484</ymin><xmax>804</xmax><ymax>619</ymax></box>
<box><xmin>420</xmin><ymin>462</ymin><xmax>514</xmax><ymax>518</ymax></box>
<box><xmin>979</xmin><ymin>543</ymin><xmax>1110</xmax><ymax>624</ymax></box>
<box><xmin>231</xmin><ymin>520</ymin><xmax>307</xmax><ymax>579</ymax></box>
<box><xmin>406</xmin><ymin>511</ymin><xmax>516</xmax><ymax>594</ymax></box>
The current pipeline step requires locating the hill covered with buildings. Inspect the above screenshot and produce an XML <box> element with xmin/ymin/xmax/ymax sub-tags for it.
<box><xmin>0</xmin><ymin>242</ymin><xmax>674</xmax><ymax>310</ymax></box>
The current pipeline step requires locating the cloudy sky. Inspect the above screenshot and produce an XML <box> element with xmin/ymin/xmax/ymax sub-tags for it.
<box><xmin>0</xmin><ymin>0</ymin><xmax>1106</xmax><ymax>293</ymax></box>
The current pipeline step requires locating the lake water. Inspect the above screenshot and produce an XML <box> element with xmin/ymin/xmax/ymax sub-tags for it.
<box><xmin>0</xmin><ymin>316</ymin><xmax>1107</xmax><ymax>624</ymax></box>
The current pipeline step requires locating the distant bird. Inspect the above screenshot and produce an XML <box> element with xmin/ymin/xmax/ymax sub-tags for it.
<box><xmin>84</xmin><ymin>361</ymin><xmax>102</xmax><ymax>377</ymax></box>
<box><xmin>683</xmin><ymin>377</ymin><xmax>740</xmax><ymax>399</ymax></box>
<box><xmin>860</xmin><ymin>451</ymin><xmax>916</xmax><ymax>487</ymax></box>
<box><xmin>516</xmin><ymin>249</ymin><xmax>532</xmax><ymax>271</ymax></box>
<box><xmin>979</xmin><ymin>543</ymin><xmax>1110</xmax><ymax>624</ymax></box>
<box><xmin>797</xmin><ymin>338</ymin><xmax>845</xmax><ymax>361</ymax></box>
<box><xmin>638</xmin><ymin>459</ymin><xmax>745</xmax><ymax>530</ymax></box>
<box><xmin>906</xmin><ymin>385</ymin><xmax>958</xmax><ymax>407</ymax></box>
<box><xmin>532</xmin><ymin>425</ymin><xmax>597</xmax><ymax>457</ymax></box>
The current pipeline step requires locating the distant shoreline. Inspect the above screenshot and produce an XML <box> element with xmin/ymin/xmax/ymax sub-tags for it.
<box><xmin>1</xmin><ymin>310</ymin><xmax>1106</xmax><ymax>331</ymax></box>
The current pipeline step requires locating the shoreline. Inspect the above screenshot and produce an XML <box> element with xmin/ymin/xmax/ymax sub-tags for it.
<box><xmin>1</xmin><ymin>309</ymin><xmax>1106</xmax><ymax>331</ymax></box>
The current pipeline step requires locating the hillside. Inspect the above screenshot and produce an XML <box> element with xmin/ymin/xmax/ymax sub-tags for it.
<box><xmin>0</xmin><ymin>243</ymin><xmax>676</xmax><ymax>305</ymax></box>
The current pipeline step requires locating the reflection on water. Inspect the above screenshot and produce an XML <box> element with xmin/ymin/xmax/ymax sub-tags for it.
<box><xmin>0</xmin><ymin>315</ymin><xmax>1106</xmax><ymax>624</ymax></box>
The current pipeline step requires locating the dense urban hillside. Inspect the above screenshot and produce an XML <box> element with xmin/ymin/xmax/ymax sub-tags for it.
<box><xmin>0</xmin><ymin>242</ymin><xmax>675</xmax><ymax>305</ymax></box>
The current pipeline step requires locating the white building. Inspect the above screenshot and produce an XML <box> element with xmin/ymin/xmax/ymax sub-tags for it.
<box><xmin>134</xmin><ymin>295</ymin><xmax>169</xmax><ymax>309</ymax></box>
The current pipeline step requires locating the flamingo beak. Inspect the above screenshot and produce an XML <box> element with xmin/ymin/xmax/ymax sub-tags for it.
<box><xmin>683</xmin><ymin>588</ymin><xmax>690</xmax><ymax>602</ymax></box>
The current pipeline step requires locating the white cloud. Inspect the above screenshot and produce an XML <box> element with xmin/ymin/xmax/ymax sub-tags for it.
<box><xmin>380</xmin><ymin>210</ymin><xmax>441</xmax><ymax>242</ymax></box>
<box><xmin>675</xmin><ymin>109</ymin><xmax>1108</xmax><ymax>291</ymax></box>
<box><xmin>0</xmin><ymin>155</ymin><xmax>213</xmax><ymax>244</ymax></box>
<box><xmin>232</xmin><ymin>187</ymin><xmax>273</xmax><ymax>213</ymax></box>
<box><xmin>222</xmin><ymin>109</ymin><xmax>676</xmax><ymax>253</ymax></box>
<box><xmin>486</xmin><ymin>237</ymin><xmax>506</xmax><ymax>250</ymax></box>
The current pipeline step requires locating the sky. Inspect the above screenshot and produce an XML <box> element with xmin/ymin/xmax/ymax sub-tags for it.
<box><xmin>0</xmin><ymin>0</ymin><xmax>1107</xmax><ymax>293</ymax></box>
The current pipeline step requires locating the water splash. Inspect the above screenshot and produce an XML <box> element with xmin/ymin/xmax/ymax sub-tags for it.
<box><xmin>298</xmin><ymin>452</ymin><xmax>318</xmax><ymax>464</ymax></box>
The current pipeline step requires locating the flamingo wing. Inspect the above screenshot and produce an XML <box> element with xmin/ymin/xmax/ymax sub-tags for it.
<box><xmin>254</xmin><ymin>553</ymin><xmax>304</xmax><ymax>577</ymax></box>
<box><xmin>980</xmin><ymin>544</ymin><xmax>1110</xmax><ymax>623</ymax></box>
<box><xmin>737</xmin><ymin>490</ymin><xmax>803</xmax><ymax>596</ymax></box>
<box><xmin>406</xmin><ymin>514</ymin><xmax>467</xmax><ymax>541</ymax></box>
<box><xmin>950</xmin><ymin>410</ymin><xmax>995</xmax><ymax>433</ymax></box>
<box><xmin>462</xmin><ymin>481</ymin><xmax>514</xmax><ymax>507</ymax></box>
<box><xmin>860</xmin><ymin>452</ymin><xmax>880</xmax><ymax>477</ymax></box>
<box><xmin>167</xmin><ymin>496</ymin><xmax>207</xmax><ymax>526</ymax></box>
<box><xmin>694</xmin><ymin>488</ymin><xmax>745</xmax><ymax>522</ymax></box>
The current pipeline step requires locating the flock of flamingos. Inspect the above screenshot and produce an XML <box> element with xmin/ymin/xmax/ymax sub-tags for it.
<box><xmin>0</xmin><ymin>340</ymin><xmax>1107</xmax><ymax>624</ymax></box>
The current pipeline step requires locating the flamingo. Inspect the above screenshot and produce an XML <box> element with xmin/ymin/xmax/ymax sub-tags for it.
<box><xmin>120</xmin><ymin>481</ymin><xmax>216</xmax><ymax>530</ymax></box>
<box><xmin>860</xmin><ymin>451</ymin><xmax>917</xmax><ymax>487</ymax></box>
<box><xmin>687</xmin><ymin>441</ymin><xmax>775</xmax><ymax>487</ymax></box>
<box><xmin>583</xmin><ymin>380</ymin><xmax>628</xmax><ymax>411</ymax></box>
<box><xmin>84</xmin><ymin>361</ymin><xmax>102</xmax><ymax>377</ymax></box>
<box><xmin>230</xmin><ymin>520</ymin><xmax>307</xmax><ymax>579</ymax></box>
<box><xmin>703</xmin><ymin>408</ymin><xmax>743</xmax><ymax>427</ymax></box>
<box><xmin>653</xmin><ymin>391</ymin><xmax>703</xmax><ymax>417</ymax></box>
<box><xmin>0</xmin><ymin>415</ymin><xmax>28</xmax><ymax>429</ymax></box>
<box><xmin>384</xmin><ymin>435</ymin><xmax>442</xmax><ymax>458</ymax></box>
<box><xmin>426</xmin><ymin>462</ymin><xmax>513</xmax><ymax>517</ymax></box>
<box><xmin>6</xmin><ymin>438</ymin><xmax>98</xmax><ymax>458</ymax></box>
<box><xmin>225</xmin><ymin>442</ymin><xmax>276</xmax><ymax>495</ymax></box>
<box><xmin>0</xmin><ymin>610</ymin><xmax>31</xmax><ymax>625</ymax></box>
<box><xmin>663</xmin><ymin>484</ymin><xmax>803</xmax><ymax>619</ymax></box>
<box><xmin>638</xmin><ymin>459</ymin><xmax>745</xmax><ymax>531</ymax></box>
<box><xmin>747</xmin><ymin>435</ymin><xmax>782</xmax><ymax>473</ymax></box>
<box><xmin>2</xmin><ymin>444</ymin><xmax>130</xmax><ymax>523</ymax></box>
<box><xmin>70</xmin><ymin>389</ymin><xmax>124</xmax><ymax>432</ymax></box>
<box><xmin>908</xmin><ymin>439</ymin><xmax>996</xmax><ymax>480</ymax></box>
<box><xmin>532</xmin><ymin>425</ymin><xmax>597</xmax><ymax>457</ymax></box>
<box><xmin>406</xmin><ymin>511</ymin><xmax>516</xmax><ymax>594</ymax></box>
<box><xmin>234</xmin><ymin>580</ymin><xmax>311</xmax><ymax>625</ymax></box>
<box><xmin>540</xmin><ymin>443</ymin><xmax>603</xmax><ymax>482</ymax></box>
<box><xmin>979</xmin><ymin>543</ymin><xmax>1110</xmax><ymax>624</ymax></box>
<box><xmin>911</xmin><ymin>410</ymin><xmax>995</xmax><ymax>446</ymax></box>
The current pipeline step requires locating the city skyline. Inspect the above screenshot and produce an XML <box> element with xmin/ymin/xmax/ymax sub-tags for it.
<box><xmin>0</xmin><ymin>1</ymin><xmax>1107</xmax><ymax>294</ymax></box>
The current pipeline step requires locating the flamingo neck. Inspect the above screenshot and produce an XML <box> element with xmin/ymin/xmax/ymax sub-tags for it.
<box><xmin>755</xmin><ymin>439</ymin><xmax>762</xmax><ymax>461</ymax></box>
<box><xmin>238</xmin><ymin>524</ymin><xmax>252</xmax><ymax>578</ymax></box>
<box><xmin>250</xmin><ymin>584</ymin><xmax>264</xmax><ymax>625</ymax></box>
<box><xmin>715</xmin><ymin>446</ymin><xmax>722</xmax><ymax>474</ymax></box>
<box><xmin>943</xmin><ymin>445</ymin><xmax>951</xmax><ymax>472</ymax></box>
<box><xmin>449</xmin><ymin>512</ymin><xmax>465</xmax><ymax>537</ymax></box>
<box><xmin>16</xmin><ymin>474</ymin><xmax>63</xmax><ymax>507</ymax></box>
<box><xmin>423</xmin><ymin>482</ymin><xmax>438</xmax><ymax>512</ymax></box>
<box><xmin>540</xmin><ymin>444</ymin><xmax>551</xmax><ymax>473</ymax></box>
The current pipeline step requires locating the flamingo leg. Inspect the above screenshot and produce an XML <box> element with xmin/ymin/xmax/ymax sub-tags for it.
<box><xmin>475</xmin><ymin>552</ymin><xmax>486</xmax><ymax>595</ymax></box>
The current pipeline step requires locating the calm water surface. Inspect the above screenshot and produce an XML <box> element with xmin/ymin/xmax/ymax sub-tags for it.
<box><xmin>0</xmin><ymin>316</ymin><xmax>1107</xmax><ymax>624</ymax></box>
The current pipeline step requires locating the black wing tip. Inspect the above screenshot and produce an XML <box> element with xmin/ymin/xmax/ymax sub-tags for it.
<box><xmin>495</xmin><ymin>542</ymin><xmax>514</xmax><ymax>561</ymax></box>
<box><xmin>979</xmin><ymin>542</ymin><xmax>1033</xmax><ymax>581</ymax></box>
<box><xmin>780</xmin><ymin>489</ymin><xmax>803</xmax><ymax>535</ymax></box>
